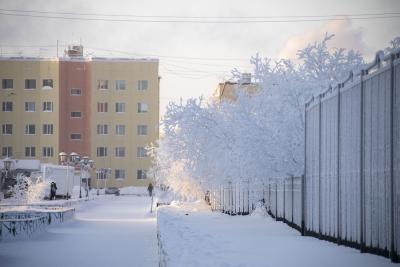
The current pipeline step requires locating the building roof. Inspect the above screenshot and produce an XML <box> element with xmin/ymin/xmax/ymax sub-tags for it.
<box><xmin>0</xmin><ymin>56</ymin><xmax>158</xmax><ymax>62</ymax></box>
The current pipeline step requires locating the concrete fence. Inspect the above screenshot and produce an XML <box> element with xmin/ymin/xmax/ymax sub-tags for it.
<box><xmin>303</xmin><ymin>48</ymin><xmax>400</xmax><ymax>262</ymax></box>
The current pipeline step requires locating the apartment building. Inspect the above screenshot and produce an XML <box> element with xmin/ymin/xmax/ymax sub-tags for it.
<box><xmin>213</xmin><ymin>73</ymin><xmax>259</xmax><ymax>102</ymax></box>
<box><xmin>0</xmin><ymin>45</ymin><xmax>159</xmax><ymax>187</ymax></box>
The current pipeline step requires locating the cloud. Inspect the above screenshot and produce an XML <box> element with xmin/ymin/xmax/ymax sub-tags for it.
<box><xmin>278</xmin><ymin>18</ymin><xmax>372</xmax><ymax>60</ymax></box>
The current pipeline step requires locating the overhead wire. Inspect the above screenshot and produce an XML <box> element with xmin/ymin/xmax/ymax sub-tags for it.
<box><xmin>0</xmin><ymin>8</ymin><xmax>399</xmax><ymax>20</ymax></box>
<box><xmin>0</xmin><ymin>9</ymin><xmax>399</xmax><ymax>23</ymax></box>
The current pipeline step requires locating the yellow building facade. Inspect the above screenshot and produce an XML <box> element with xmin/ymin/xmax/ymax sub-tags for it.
<box><xmin>0</xmin><ymin>53</ymin><xmax>159</xmax><ymax>188</ymax></box>
<box><xmin>0</xmin><ymin>58</ymin><xmax>60</xmax><ymax>164</ymax></box>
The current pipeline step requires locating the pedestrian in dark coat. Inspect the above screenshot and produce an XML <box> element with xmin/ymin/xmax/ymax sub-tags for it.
<box><xmin>147</xmin><ymin>183</ymin><xmax>154</xmax><ymax>197</ymax></box>
<box><xmin>50</xmin><ymin>182</ymin><xmax>57</xmax><ymax>200</ymax></box>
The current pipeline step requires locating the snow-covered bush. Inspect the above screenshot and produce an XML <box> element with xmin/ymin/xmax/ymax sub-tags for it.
<box><xmin>7</xmin><ymin>174</ymin><xmax>48</xmax><ymax>204</ymax></box>
<box><xmin>150</xmin><ymin>34</ymin><xmax>384</xmax><ymax>200</ymax></box>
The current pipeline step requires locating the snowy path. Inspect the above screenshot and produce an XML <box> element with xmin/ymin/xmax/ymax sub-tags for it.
<box><xmin>158</xmin><ymin>202</ymin><xmax>398</xmax><ymax>267</ymax></box>
<box><xmin>0</xmin><ymin>195</ymin><xmax>158</xmax><ymax>267</ymax></box>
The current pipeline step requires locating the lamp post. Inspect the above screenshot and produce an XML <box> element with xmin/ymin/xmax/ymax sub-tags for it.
<box><xmin>79</xmin><ymin>156</ymin><xmax>94</xmax><ymax>198</ymax></box>
<box><xmin>59</xmin><ymin>152</ymin><xmax>79</xmax><ymax>199</ymax></box>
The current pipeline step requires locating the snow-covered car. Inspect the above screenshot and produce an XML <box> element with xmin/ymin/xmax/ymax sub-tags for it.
<box><xmin>105</xmin><ymin>187</ymin><xmax>120</xmax><ymax>195</ymax></box>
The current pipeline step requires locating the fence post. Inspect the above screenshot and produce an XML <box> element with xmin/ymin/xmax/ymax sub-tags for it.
<box><xmin>389</xmin><ymin>53</ymin><xmax>399</xmax><ymax>263</ymax></box>
<box><xmin>247</xmin><ymin>180</ymin><xmax>250</xmax><ymax>215</ymax></box>
<box><xmin>275</xmin><ymin>182</ymin><xmax>278</xmax><ymax>220</ymax></box>
<box><xmin>268</xmin><ymin>182</ymin><xmax>271</xmax><ymax>212</ymax></box>
<box><xmin>318</xmin><ymin>94</ymin><xmax>323</xmax><ymax>239</ymax></box>
<box><xmin>360</xmin><ymin>69</ymin><xmax>366</xmax><ymax>253</ymax></box>
<box><xmin>337</xmin><ymin>83</ymin><xmax>342</xmax><ymax>245</ymax></box>
<box><xmin>283</xmin><ymin>179</ymin><xmax>286</xmax><ymax>220</ymax></box>
<box><xmin>303</xmin><ymin>101</ymin><xmax>307</xmax><ymax>236</ymax></box>
<box><xmin>291</xmin><ymin>176</ymin><xmax>294</xmax><ymax>223</ymax></box>
<box><xmin>301</xmin><ymin>174</ymin><xmax>306</xmax><ymax>236</ymax></box>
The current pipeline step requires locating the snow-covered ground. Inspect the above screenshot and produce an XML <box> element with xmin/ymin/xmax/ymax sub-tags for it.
<box><xmin>157</xmin><ymin>201</ymin><xmax>398</xmax><ymax>267</ymax></box>
<box><xmin>0</xmin><ymin>195</ymin><xmax>158</xmax><ymax>267</ymax></box>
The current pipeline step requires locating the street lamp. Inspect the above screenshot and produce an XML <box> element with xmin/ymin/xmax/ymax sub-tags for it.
<box><xmin>58</xmin><ymin>152</ymin><xmax>79</xmax><ymax>199</ymax></box>
<box><xmin>79</xmin><ymin>156</ymin><xmax>94</xmax><ymax>198</ymax></box>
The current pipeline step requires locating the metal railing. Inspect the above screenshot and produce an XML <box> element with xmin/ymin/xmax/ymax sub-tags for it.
<box><xmin>0</xmin><ymin>208</ymin><xmax>75</xmax><ymax>240</ymax></box>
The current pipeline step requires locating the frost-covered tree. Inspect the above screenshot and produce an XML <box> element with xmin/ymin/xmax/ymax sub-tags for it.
<box><xmin>7</xmin><ymin>174</ymin><xmax>48</xmax><ymax>204</ymax></box>
<box><xmin>385</xmin><ymin>36</ymin><xmax>400</xmax><ymax>53</ymax></box>
<box><xmin>150</xmin><ymin>34</ymin><xmax>366</xmax><ymax>200</ymax></box>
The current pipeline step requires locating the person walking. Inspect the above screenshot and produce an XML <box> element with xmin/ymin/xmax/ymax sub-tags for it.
<box><xmin>50</xmin><ymin>182</ymin><xmax>57</xmax><ymax>200</ymax></box>
<box><xmin>147</xmin><ymin>183</ymin><xmax>154</xmax><ymax>197</ymax></box>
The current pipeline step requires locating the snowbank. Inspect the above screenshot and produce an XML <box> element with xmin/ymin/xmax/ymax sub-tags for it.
<box><xmin>119</xmin><ymin>186</ymin><xmax>148</xmax><ymax>196</ymax></box>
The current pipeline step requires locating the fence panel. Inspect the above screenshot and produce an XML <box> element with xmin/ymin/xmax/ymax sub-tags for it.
<box><xmin>394</xmin><ymin>58</ymin><xmax>400</xmax><ymax>258</ymax></box>
<box><xmin>339</xmin><ymin>82</ymin><xmax>361</xmax><ymax>244</ymax></box>
<box><xmin>305</xmin><ymin>103</ymin><xmax>320</xmax><ymax>233</ymax></box>
<box><xmin>293</xmin><ymin>177</ymin><xmax>302</xmax><ymax>226</ymax></box>
<box><xmin>320</xmin><ymin>94</ymin><xmax>338</xmax><ymax>237</ymax></box>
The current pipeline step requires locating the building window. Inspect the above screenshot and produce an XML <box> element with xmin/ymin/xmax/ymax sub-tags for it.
<box><xmin>2</xmin><ymin>79</ymin><xmax>13</xmax><ymax>89</ymax></box>
<box><xmin>25</xmin><ymin>147</ymin><xmax>36</xmax><ymax>157</ymax></box>
<box><xmin>43</xmin><ymin>124</ymin><xmax>54</xmax><ymax>135</ymax></box>
<box><xmin>137</xmin><ymin>169</ymin><xmax>147</xmax><ymax>179</ymax></box>
<box><xmin>70</xmin><ymin>133</ymin><xmax>81</xmax><ymax>140</ymax></box>
<box><xmin>42</xmin><ymin>101</ymin><xmax>53</xmax><ymax>112</ymax></box>
<box><xmin>42</xmin><ymin>79</ymin><xmax>53</xmax><ymax>89</ymax></box>
<box><xmin>25</xmin><ymin>102</ymin><xmax>35</xmax><ymax>112</ymax></box>
<box><xmin>96</xmin><ymin>171</ymin><xmax>107</xmax><ymax>180</ymax></box>
<box><xmin>71</xmin><ymin>111</ymin><xmax>82</xmax><ymax>118</ymax></box>
<box><xmin>115</xmin><ymin>169</ymin><xmax>125</xmax><ymax>180</ymax></box>
<box><xmin>137</xmin><ymin>147</ymin><xmax>147</xmax><ymax>158</ymax></box>
<box><xmin>2</xmin><ymin>124</ymin><xmax>12</xmax><ymax>135</ymax></box>
<box><xmin>42</xmin><ymin>147</ymin><xmax>53</xmax><ymax>157</ymax></box>
<box><xmin>2</xmin><ymin>101</ymin><xmax>12</xmax><ymax>112</ymax></box>
<box><xmin>115</xmin><ymin>125</ymin><xmax>125</xmax><ymax>136</ymax></box>
<box><xmin>2</xmin><ymin>147</ymin><xmax>12</xmax><ymax>157</ymax></box>
<box><xmin>97</xmin><ymin>80</ymin><xmax>108</xmax><ymax>90</ymax></box>
<box><xmin>138</xmin><ymin>80</ymin><xmax>148</xmax><ymax>91</ymax></box>
<box><xmin>97</xmin><ymin>124</ymin><xmax>108</xmax><ymax>135</ymax></box>
<box><xmin>96</xmin><ymin>147</ymin><xmax>108</xmax><ymax>157</ymax></box>
<box><xmin>70</xmin><ymin>88</ymin><xmax>82</xmax><ymax>96</ymax></box>
<box><xmin>115</xmin><ymin>102</ymin><xmax>125</xmax><ymax>113</ymax></box>
<box><xmin>97</xmin><ymin>102</ymin><xmax>108</xmax><ymax>113</ymax></box>
<box><xmin>25</xmin><ymin>79</ymin><xmax>36</xmax><ymax>89</ymax></box>
<box><xmin>138</xmin><ymin>103</ymin><xmax>148</xmax><ymax>113</ymax></box>
<box><xmin>115</xmin><ymin>147</ymin><xmax>126</xmax><ymax>157</ymax></box>
<box><xmin>116</xmin><ymin>80</ymin><xmax>126</xmax><ymax>90</ymax></box>
<box><xmin>25</xmin><ymin>124</ymin><xmax>36</xmax><ymax>135</ymax></box>
<box><xmin>137</xmin><ymin>125</ymin><xmax>148</xmax><ymax>135</ymax></box>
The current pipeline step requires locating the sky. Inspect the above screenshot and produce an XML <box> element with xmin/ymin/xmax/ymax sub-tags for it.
<box><xmin>0</xmin><ymin>0</ymin><xmax>399</xmax><ymax>116</ymax></box>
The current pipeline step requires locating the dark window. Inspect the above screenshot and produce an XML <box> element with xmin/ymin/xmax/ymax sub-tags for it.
<box><xmin>137</xmin><ymin>170</ymin><xmax>147</xmax><ymax>179</ymax></box>
<box><xmin>42</xmin><ymin>79</ymin><xmax>53</xmax><ymax>88</ymax></box>
<box><xmin>43</xmin><ymin>124</ymin><xmax>54</xmax><ymax>135</ymax></box>
<box><xmin>2</xmin><ymin>124</ymin><xmax>12</xmax><ymax>134</ymax></box>
<box><xmin>42</xmin><ymin>147</ymin><xmax>53</xmax><ymax>157</ymax></box>
<box><xmin>2</xmin><ymin>79</ymin><xmax>13</xmax><ymax>89</ymax></box>
<box><xmin>71</xmin><ymin>88</ymin><xmax>82</xmax><ymax>95</ymax></box>
<box><xmin>70</xmin><ymin>133</ymin><xmax>82</xmax><ymax>140</ymax></box>
<box><xmin>2</xmin><ymin>101</ymin><xmax>13</xmax><ymax>112</ymax></box>
<box><xmin>71</xmin><ymin>111</ymin><xmax>82</xmax><ymax>118</ymax></box>
<box><xmin>25</xmin><ymin>147</ymin><xmax>36</xmax><ymax>157</ymax></box>
<box><xmin>2</xmin><ymin>147</ymin><xmax>12</xmax><ymax>157</ymax></box>
<box><xmin>25</xmin><ymin>79</ymin><xmax>36</xmax><ymax>89</ymax></box>
<box><xmin>96</xmin><ymin>147</ymin><xmax>108</xmax><ymax>157</ymax></box>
